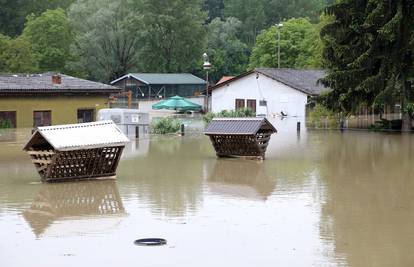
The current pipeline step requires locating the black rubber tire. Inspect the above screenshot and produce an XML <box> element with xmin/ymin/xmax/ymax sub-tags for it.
<box><xmin>134</xmin><ymin>238</ymin><xmax>167</xmax><ymax>246</ymax></box>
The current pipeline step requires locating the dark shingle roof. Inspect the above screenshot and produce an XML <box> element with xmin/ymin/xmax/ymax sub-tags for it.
<box><xmin>210</xmin><ymin>68</ymin><xmax>329</xmax><ymax>96</ymax></box>
<box><xmin>0</xmin><ymin>73</ymin><xmax>120</xmax><ymax>93</ymax></box>
<box><xmin>204</xmin><ymin>118</ymin><xmax>277</xmax><ymax>135</ymax></box>
<box><xmin>111</xmin><ymin>73</ymin><xmax>206</xmax><ymax>85</ymax></box>
<box><xmin>255</xmin><ymin>68</ymin><xmax>328</xmax><ymax>96</ymax></box>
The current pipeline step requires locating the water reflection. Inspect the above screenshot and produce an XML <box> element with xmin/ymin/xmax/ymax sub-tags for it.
<box><xmin>118</xmin><ymin>136</ymin><xmax>208</xmax><ymax>218</ymax></box>
<box><xmin>319</xmin><ymin>132</ymin><xmax>414</xmax><ymax>267</ymax></box>
<box><xmin>22</xmin><ymin>180</ymin><xmax>126</xmax><ymax>237</ymax></box>
<box><xmin>207</xmin><ymin>159</ymin><xmax>276</xmax><ymax>201</ymax></box>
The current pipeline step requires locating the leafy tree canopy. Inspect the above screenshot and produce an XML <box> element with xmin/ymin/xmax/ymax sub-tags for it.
<box><xmin>68</xmin><ymin>0</ymin><xmax>140</xmax><ymax>82</ymax></box>
<box><xmin>0</xmin><ymin>33</ymin><xmax>38</xmax><ymax>73</ymax></box>
<box><xmin>321</xmin><ymin>0</ymin><xmax>414</xmax><ymax>130</ymax></box>
<box><xmin>135</xmin><ymin>0</ymin><xmax>207</xmax><ymax>73</ymax></box>
<box><xmin>205</xmin><ymin>17</ymin><xmax>249</xmax><ymax>82</ymax></box>
<box><xmin>249</xmin><ymin>18</ymin><xmax>322</xmax><ymax>69</ymax></box>
<box><xmin>0</xmin><ymin>0</ymin><xmax>75</xmax><ymax>36</ymax></box>
<box><xmin>22</xmin><ymin>8</ymin><xmax>73</xmax><ymax>72</ymax></box>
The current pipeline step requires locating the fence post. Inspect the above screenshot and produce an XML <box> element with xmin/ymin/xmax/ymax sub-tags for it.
<box><xmin>181</xmin><ymin>124</ymin><xmax>185</xmax><ymax>136</ymax></box>
<box><xmin>297</xmin><ymin>122</ymin><xmax>301</xmax><ymax>132</ymax></box>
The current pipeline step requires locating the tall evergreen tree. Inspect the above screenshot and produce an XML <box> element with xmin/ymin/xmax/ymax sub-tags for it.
<box><xmin>321</xmin><ymin>0</ymin><xmax>414</xmax><ymax>130</ymax></box>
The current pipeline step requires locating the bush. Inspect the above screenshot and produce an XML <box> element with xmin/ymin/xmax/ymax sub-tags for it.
<box><xmin>307</xmin><ymin>104</ymin><xmax>340</xmax><ymax>128</ymax></box>
<box><xmin>151</xmin><ymin>117</ymin><xmax>181</xmax><ymax>134</ymax></box>
<box><xmin>203</xmin><ymin>108</ymin><xmax>256</xmax><ymax>124</ymax></box>
<box><xmin>0</xmin><ymin>119</ymin><xmax>12</xmax><ymax>129</ymax></box>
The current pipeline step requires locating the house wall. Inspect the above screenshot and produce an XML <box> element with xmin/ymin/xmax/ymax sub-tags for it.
<box><xmin>0</xmin><ymin>95</ymin><xmax>109</xmax><ymax>128</ymax></box>
<box><xmin>211</xmin><ymin>73</ymin><xmax>308</xmax><ymax>118</ymax></box>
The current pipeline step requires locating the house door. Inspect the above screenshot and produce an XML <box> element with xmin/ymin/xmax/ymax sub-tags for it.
<box><xmin>235</xmin><ymin>99</ymin><xmax>245</xmax><ymax>110</ymax></box>
<box><xmin>0</xmin><ymin>111</ymin><xmax>16</xmax><ymax>128</ymax></box>
<box><xmin>247</xmin><ymin>99</ymin><xmax>257</xmax><ymax>113</ymax></box>
<box><xmin>77</xmin><ymin>109</ymin><xmax>95</xmax><ymax>123</ymax></box>
<box><xmin>33</xmin><ymin>111</ymin><xmax>51</xmax><ymax>127</ymax></box>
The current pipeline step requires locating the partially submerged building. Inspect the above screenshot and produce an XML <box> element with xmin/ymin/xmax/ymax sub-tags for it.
<box><xmin>210</xmin><ymin>68</ymin><xmax>328</xmax><ymax>117</ymax></box>
<box><xmin>111</xmin><ymin>73</ymin><xmax>206</xmax><ymax>100</ymax></box>
<box><xmin>23</xmin><ymin>120</ymin><xmax>129</xmax><ymax>182</ymax></box>
<box><xmin>0</xmin><ymin>73</ymin><xmax>120</xmax><ymax>128</ymax></box>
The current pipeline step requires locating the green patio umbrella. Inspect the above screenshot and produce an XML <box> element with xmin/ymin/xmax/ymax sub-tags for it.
<box><xmin>152</xmin><ymin>95</ymin><xmax>202</xmax><ymax>111</ymax></box>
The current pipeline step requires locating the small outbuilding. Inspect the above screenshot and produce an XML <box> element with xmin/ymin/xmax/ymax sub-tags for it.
<box><xmin>23</xmin><ymin>120</ymin><xmax>129</xmax><ymax>182</ymax></box>
<box><xmin>204</xmin><ymin>118</ymin><xmax>277</xmax><ymax>159</ymax></box>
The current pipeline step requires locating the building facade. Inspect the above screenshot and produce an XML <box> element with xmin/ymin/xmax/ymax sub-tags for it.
<box><xmin>0</xmin><ymin>73</ymin><xmax>120</xmax><ymax>128</ymax></box>
<box><xmin>210</xmin><ymin>68</ymin><xmax>328</xmax><ymax>118</ymax></box>
<box><xmin>111</xmin><ymin>73</ymin><xmax>206</xmax><ymax>101</ymax></box>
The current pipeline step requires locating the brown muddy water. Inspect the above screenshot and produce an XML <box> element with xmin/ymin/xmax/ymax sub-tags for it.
<box><xmin>0</xmin><ymin>125</ymin><xmax>413</xmax><ymax>267</ymax></box>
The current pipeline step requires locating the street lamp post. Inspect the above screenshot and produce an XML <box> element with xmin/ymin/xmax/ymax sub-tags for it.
<box><xmin>276</xmin><ymin>23</ymin><xmax>283</xmax><ymax>69</ymax></box>
<box><xmin>203</xmin><ymin>53</ymin><xmax>212</xmax><ymax>112</ymax></box>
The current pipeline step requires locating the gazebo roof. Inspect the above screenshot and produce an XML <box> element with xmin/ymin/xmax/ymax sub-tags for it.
<box><xmin>204</xmin><ymin>118</ymin><xmax>277</xmax><ymax>135</ymax></box>
<box><xmin>24</xmin><ymin>121</ymin><xmax>129</xmax><ymax>151</ymax></box>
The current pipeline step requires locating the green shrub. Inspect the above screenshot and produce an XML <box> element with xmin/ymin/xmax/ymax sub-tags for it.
<box><xmin>151</xmin><ymin>117</ymin><xmax>181</xmax><ymax>134</ymax></box>
<box><xmin>203</xmin><ymin>108</ymin><xmax>256</xmax><ymax>124</ymax></box>
<box><xmin>0</xmin><ymin>119</ymin><xmax>12</xmax><ymax>129</ymax></box>
<box><xmin>307</xmin><ymin>104</ymin><xmax>340</xmax><ymax>128</ymax></box>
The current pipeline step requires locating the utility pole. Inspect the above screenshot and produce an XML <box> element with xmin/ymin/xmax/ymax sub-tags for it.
<box><xmin>203</xmin><ymin>53</ymin><xmax>212</xmax><ymax>112</ymax></box>
<box><xmin>277</xmin><ymin>23</ymin><xmax>283</xmax><ymax>69</ymax></box>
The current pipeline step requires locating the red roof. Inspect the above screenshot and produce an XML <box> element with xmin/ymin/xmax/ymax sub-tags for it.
<box><xmin>216</xmin><ymin>76</ymin><xmax>235</xmax><ymax>85</ymax></box>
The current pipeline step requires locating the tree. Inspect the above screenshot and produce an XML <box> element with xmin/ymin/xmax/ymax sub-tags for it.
<box><xmin>223</xmin><ymin>0</ymin><xmax>326</xmax><ymax>46</ymax></box>
<box><xmin>135</xmin><ymin>0</ymin><xmax>207</xmax><ymax>73</ymax></box>
<box><xmin>68</xmin><ymin>0</ymin><xmax>140</xmax><ymax>82</ymax></box>
<box><xmin>22</xmin><ymin>8</ymin><xmax>73</xmax><ymax>72</ymax></box>
<box><xmin>249</xmin><ymin>18</ymin><xmax>322</xmax><ymax>69</ymax></box>
<box><xmin>203</xmin><ymin>0</ymin><xmax>224</xmax><ymax>22</ymax></box>
<box><xmin>205</xmin><ymin>17</ymin><xmax>249</xmax><ymax>82</ymax></box>
<box><xmin>321</xmin><ymin>0</ymin><xmax>414</xmax><ymax>130</ymax></box>
<box><xmin>0</xmin><ymin>0</ymin><xmax>75</xmax><ymax>36</ymax></box>
<box><xmin>0</xmin><ymin>34</ymin><xmax>38</xmax><ymax>73</ymax></box>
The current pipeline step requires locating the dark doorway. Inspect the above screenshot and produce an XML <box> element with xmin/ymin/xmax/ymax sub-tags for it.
<box><xmin>247</xmin><ymin>99</ymin><xmax>257</xmax><ymax>113</ymax></box>
<box><xmin>0</xmin><ymin>111</ymin><xmax>16</xmax><ymax>128</ymax></box>
<box><xmin>77</xmin><ymin>109</ymin><xmax>95</xmax><ymax>123</ymax></box>
<box><xmin>33</xmin><ymin>111</ymin><xmax>52</xmax><ymax>127</ymax></box>
<box><xmin>235</xmin><ymin>99</ymin><xmax>245</xmax><ymax>110</ymax></box>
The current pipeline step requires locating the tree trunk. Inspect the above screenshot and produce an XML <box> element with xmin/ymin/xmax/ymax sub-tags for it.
<box><xmin>402</xmin><ymin>112</ymin><xmax>412</xmax><ymax>132</ymax></box>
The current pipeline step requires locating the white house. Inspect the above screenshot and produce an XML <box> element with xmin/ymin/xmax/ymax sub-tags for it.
<box><xmin>210</xmin><ymin>68</ymin><xmax>328</xmax><ymax>118</ymax></box>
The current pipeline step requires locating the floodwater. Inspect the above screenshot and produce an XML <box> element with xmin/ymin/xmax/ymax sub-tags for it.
<box><xmin>1</xmin><ymin>122</ymin><xmax>414</xmax><ymax>267</ymax></box>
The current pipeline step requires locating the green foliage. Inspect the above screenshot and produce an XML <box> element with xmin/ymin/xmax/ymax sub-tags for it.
<box><xmin>203</xmin><ymin>0</ymin><xmax>224</xmax><ymax>22</ymax></box>
<box><xmin>151</xmin><ymin>117</ymin><xmax>181</xmax><ymax>134</ymax></box>
<box><xmin>205</xmin><ymin>17</ymin><xmax>249</xmax><ymax>82</ymax></box>
<box><xmin>224</xmin><ymin>0</ymin><xmax>325</xmax><ymax>46</ymax></box>
<box><xmin>307</xmin><ymin>104</ymin><xmax>339</xmax><ymax>128</ymax></box>
<box><xmin>0</xmin><ymin>118</ymin><xmax>12</xmax><ymax>128</ymax></box>
<box><xmin>249</xmin><ymin>18</ymin><xmax>323</xmax><ymax>69</ymax></box>
<box><xmin>203</xmin><ymin>108</ymin><xmax>255</xmax><ymax>124</ymax></box>
<box><xmin>135</xmin><ymin>0</ymin><xmax>207</xmax><ymax>73</ymax></box>
<box><xmin>22</xmin><ymin>8</ymin><xmax>73</xmax><ymax>72</ymax></box>
<box><xmin>0</xmin><ymin>0</ymin><xmax>75</xmax><ymax>36</ymax></box>
<box><xmin>0</xmin><ymin>33</ymin><xmax>38</xmax><ymax>73</ymax></box>
<box><xmin>320</xmin><ymin>0</ymin><xmax>414</xmax><ymax>119</ymax></box>
<box><xmin>68</xmin><ymin>0</ymin><xmax>140</xmax><ymax>82</ymax></box>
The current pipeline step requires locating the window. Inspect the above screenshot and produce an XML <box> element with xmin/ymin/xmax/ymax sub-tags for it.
<box><xmin>33</xmin><ymin>111</ymin><xmax>51</xmax><ymax>127</ymax></box>
<box><xmin>247</xmin><ymin>99</ymin><xmax>257</xmax><ymax>113</ymax></box>
<box><xmin>0</xmin><ymin>111</ymin><xmax>16</xmax><ymax>128</ymax></box>
<box><xmin>259</xmin><ymin>100</ymin><xmax>267</xmax><ymax>106</ymax></box>
<box><xmin>77</xmin><ymin>109</ymin><xmax>95</xmax><ymax>123</ymax></box>
<box><xmin>235</xmin><ymin>99</ymin><xmax>245</xmax><ymax>110</ymax></box>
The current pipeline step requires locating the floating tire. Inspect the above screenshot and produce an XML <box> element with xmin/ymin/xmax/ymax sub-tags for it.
<box><xmin>134</xmin><ymin>238</ymin><xmax>167</xmax><ymax>246</ymax></box>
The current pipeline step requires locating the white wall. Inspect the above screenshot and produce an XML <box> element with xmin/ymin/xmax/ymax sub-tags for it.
<box><xmin>211</xmin><ymin>73</ymin><xmax>308</xmax><ymax>118</ymax></box>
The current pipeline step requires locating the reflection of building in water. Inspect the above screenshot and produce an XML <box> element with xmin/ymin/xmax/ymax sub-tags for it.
<box><xmin>22</xmin><ymin>180</ymin><xmax>126</xmax><ymax>237</ymax></box>
<box><xmin>207</xmin><ymin>159</ymin><xmax>277</xmax><ymax>201</ymax></box>
<box><xmin>119</xmin><ymin>137</ymin><xmax>206</xmax><ymax>218</ymax></box>
<box><xmin>319</xmin><ymin>133</ymin><xmax>414</xmax><ymax>267</ymax></box>
<box><xmin>121</xmin><ymin>138</ymin><xmax>150</xmax><ymax>159</ymax></box>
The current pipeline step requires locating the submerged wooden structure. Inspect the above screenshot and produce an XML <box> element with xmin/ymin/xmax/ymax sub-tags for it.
<box><xmin>23</xmin><ymin>120</ymin><xmax>129</xmax><ymax>182</ymax></box>
<box><xmin>204</xmin><ymin>118</ymin><xmax>277</xmax><ymax>159</ymax></box>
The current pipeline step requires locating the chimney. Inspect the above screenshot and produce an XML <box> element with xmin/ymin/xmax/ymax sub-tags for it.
<box><xmin>52</xmin><ymin>74</ymin><xmax>61</xmax><ymax>85</ymax></box>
